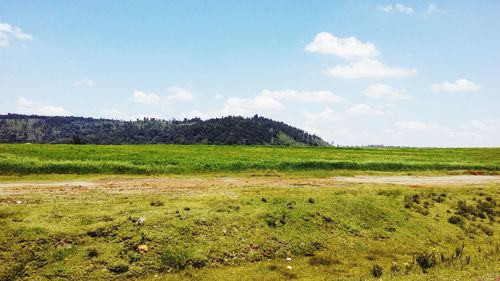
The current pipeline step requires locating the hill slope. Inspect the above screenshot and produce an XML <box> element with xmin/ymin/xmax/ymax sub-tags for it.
<box><xmin>0</xmin><ymin>114</ymin><xmax>329</xmax><ymax>146</ymax></box>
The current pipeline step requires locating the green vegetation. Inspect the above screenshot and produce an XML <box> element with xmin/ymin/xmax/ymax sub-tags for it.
<box><xmin>0</xmin><ymin>144</ymin><xmax>499</xmax><ymax>175</ymax></box>
<box><xmin>0</xmin><ymin>114</ymin><xmax>327</xmax><ymax>146</ymax></box>
<box><xmin>1</xmin><ymin>145</ymin><xmax>499</xmax><ymax>279</ymax></box>
<box><xmin>1</xmin><ymin>182</ymin><xmax>498</xmax><ymax>280</ymax></box>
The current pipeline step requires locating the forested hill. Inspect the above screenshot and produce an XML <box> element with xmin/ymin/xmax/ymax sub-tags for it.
<box><xmin>0</xmin><ymin>114</ymin><xmax>329</xmax><ymax>146</ymax></box>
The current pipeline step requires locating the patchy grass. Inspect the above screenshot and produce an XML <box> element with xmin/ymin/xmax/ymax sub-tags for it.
<box><xmin>0</xmin><ymin>181</ymin><xmax>499</xmax><ymax>280</ymax></box>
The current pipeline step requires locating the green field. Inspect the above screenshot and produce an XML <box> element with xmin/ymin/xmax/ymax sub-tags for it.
<box><xmin>0</xmin><ymin>144</ymin><xmax>499</xmax><ymax>175</ymax></box>
<box><xmin>1</xmin><ymin>180</ymin><xmax>499</xmax><ymax>280</ymax></box>
<box><xmin>0</xmin><ymin>144</ymin><xmax>499</xmax><ymax>280</ymax></box>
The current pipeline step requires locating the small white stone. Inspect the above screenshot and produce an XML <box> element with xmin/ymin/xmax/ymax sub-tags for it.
<box><xmin>136</xmin><ymin>217</ymin><xmax>146</xmax><ymax>225</ymax></box>
<box><xmin>15</xmin><ymin>200</ymin><xmax>22</xmax><ymax>204</ymax></box>
<box><xmin>287</xmin><ymin>265</ymin><xmax>292</xmax><ymax>270</ymax></box>
<box><xmin>286</xmin><ymin>257</ymin><xmax>292</xmax><ymax>261</ymax></box>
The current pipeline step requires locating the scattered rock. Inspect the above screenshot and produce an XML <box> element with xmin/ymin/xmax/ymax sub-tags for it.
<box><xmin>137</xmin><ymin>244</ymin><xmax>149</xmax><ymax>253</ymax></box>
<box><xmin>136</xmin><ymin>217</ymin><xmax>146</xmax><ymax>225</ymax></box>
<box><xmin>287</xmin><ymin>265</ymin><xmax>292</xmax><ymax>270</ymax></box>
<box><xmin>286</xmin><ymin>257</ymin><xmax>292</xmax><ymax>261</ymax></box>
<box><xmin>15</xmin><ymin>200</ymin><xmax>22</xmax><ymax>205</ymax></box>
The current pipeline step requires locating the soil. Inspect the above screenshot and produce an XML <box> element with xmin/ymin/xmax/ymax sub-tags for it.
<box><xmin>1</xmin><ymin>175</ymin><xmax>499</xmax><ymax>195</ymax></box>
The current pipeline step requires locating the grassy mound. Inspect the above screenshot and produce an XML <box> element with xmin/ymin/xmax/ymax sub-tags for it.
<box><xmin>1</xmin><ymin>182</ymin><xmax>498</xmax><ymax>280</ymax></box>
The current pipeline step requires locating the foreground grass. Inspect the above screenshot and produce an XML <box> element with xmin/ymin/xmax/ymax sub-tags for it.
<box><xmin>0</xmin><ymin>144</ymin><xmax>499</xmax><ymax>175</ymax></box>
<box><xmin>1</xmin><ymin>181</ymin><xmax>498</xmax><ymax>280</ymax></box>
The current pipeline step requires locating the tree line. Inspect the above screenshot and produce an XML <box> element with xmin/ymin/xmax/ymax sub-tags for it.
<box><xmin>0</xmin><ymin>114</ymin><xmax>329</xmax><ymax>146</ymax></box>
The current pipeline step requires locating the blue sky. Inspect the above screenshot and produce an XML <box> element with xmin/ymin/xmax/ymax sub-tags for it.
<box><xmin>1</xmin><ymin>1</ymin><xmax>499</xmax><ymax>146</ymax></box>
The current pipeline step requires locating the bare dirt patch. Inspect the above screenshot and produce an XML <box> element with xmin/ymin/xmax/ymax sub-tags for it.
<box><xmin>1</xmin><ymin>175</ymin><xmax>499</xmax><ymax>196</ymax></box>
<box><xmin>333</xmin><ymin>175</ymin><xmax>500</xmax><ymax>185</ymax></box>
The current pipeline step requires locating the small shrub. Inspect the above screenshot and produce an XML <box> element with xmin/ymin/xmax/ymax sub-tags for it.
<box><xmin>87</xmin><ymin>248</ymin><xmax>98</xmax><ymax>258</ymax></box>
<box><xmin>161</xmin><ymin>247</ymin><xmax>190</xmax><ymax>270</ymax></box>
<box><xmin>322</xmin><ymin>216</ymin><xmax>333</xmax><ymax>223</ymax></box>
<box><xmin>415</xmin><ymin>252</ymin><xmax>437</xmax><ymax>273</ymax></box>
<box><xmin>192</xmin><ymin>259</ymin><xmax>206</xmax><ymax>269</ymax></box>
<box><xmin>261</xmin><ymin>197</ymin><xmax>267</xmax><ymax>203</ymax></box>
<box><xmin>448</xmin><ymin>215</ymin><xmax>462</xmax><ymax>225</ymax></box>
<box><xmin>150</xmin><ymin>200</ymin><xmax>164</xmax><ymax>207</ymax></box>
<box><xmin>183</xmin><ymin>207</ymin><xmax>191</xmax><ymax>211</ymax></box>
<box><xmin>371</xmin><ymin>264</ymin><xmax>383</xmax><ymax>278</ymax></box>
<box><xmin>308</xmin><ymin>198</ymin><xmax>315</xmax><ymax>204</ymax></box>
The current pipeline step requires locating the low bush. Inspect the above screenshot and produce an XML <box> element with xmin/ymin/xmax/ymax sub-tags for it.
<box><xmin>371</xmin><ymin>264</ymin><xmax>383</xmax><ymax>278</ymax></box>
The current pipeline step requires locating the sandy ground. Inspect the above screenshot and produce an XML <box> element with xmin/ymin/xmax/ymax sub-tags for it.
<box><xmin>0</xmin><ymin>175</ymin><xmax>499</xmax><ymax>196</ymax></box>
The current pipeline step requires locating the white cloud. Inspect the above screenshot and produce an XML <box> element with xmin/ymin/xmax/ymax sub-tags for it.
<box><xmin>302</xmin><ymin>107</ymin><xmax>342</xmax><ymax>123</ymax></box>
<box><xmin>305</xmin><ymin>32</ymin><xmax>379</xmax><ymax>59</ymax></box>
<box><xmin>327</xmin><ymin>58</ymin><xmax>417</xmax><ymax>79</ymax></box>
<box><xmin>186</xmin><ymin>110</ymin><xmax>211</xmax><ymax>119</ymax></box>
<box><xmin>395</xmin><ymin>4</ymin><xmax>414</xmax><ymax>14</ymax></box>
<box><xmin>220</xmin><ymin>95</ymin><xmax>284</xmax><ymax>117</ymax></box>
<box><xmin>430</xmin><ymin>79</ymin><xmax>481</xmax><ymax>93</ymax></box>
<box><xmin>0</xmin><ymin>32</ymin><xmax>8</xmax><ymax>46</ymax></box>
<box><xmin>17</xmin><ymin>97</ymin><xmax>71</xmax><ymax>116</ymax></box>
<box><xmin>260</xmin><ymin>89</ymin><xmax>345</xmax><ymax>103</ymax></box>
<box><xmin>346</xmin><ymin>104</ymin><xmax>384</xmax><ymax>116</ymax></box>
<box><xmin>167</xmin><ymin>87</ymin><xmax>196</xmax><ymax>102</ymax></box>
<box><xmin>379</xmin><ymin>4</ymin><xmax>414</xmax><ymax>14</ymax></box>
<box><xmin>0</xmin><ymin>22</ymin><xmax>33</xmax><ymax>47</ymax></box>
<box><xmin>379</xmin><ymin>5</ymin><xmax>393</xmax><ymax>13</ymax></box>
<box><xmin>73</xmin><ymin>79</ymin><xmax>94</xmax><ymax>87</ymax></box>
<box><xmin>98</xmin><ymin>109</ymin><xmax>163</xmax><ymax>120</ymax></box>
<box><xmin>132</xmin><ymin>90</ymin><xmax>161</xmax><ymax>104</ymax></box>
<box><xmin>425</xmin><ymin>3</ymin><xmax>438</xmax><ymax>17</ymax></box>
<box><xmin>395</xmin><ymin>121</ymin><xmax>436</xmax><ymax>130</ymax></box>
<box><xmin>362</xmin><ymin>84</ymin><xmax>413</xmax><ymax>100</ymax></box>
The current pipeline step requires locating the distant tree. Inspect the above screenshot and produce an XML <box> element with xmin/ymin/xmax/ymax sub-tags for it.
<box><xmin>72</xmin><ymin>134</ymin><xmax>83</xmax><ymax>144</ymax></box>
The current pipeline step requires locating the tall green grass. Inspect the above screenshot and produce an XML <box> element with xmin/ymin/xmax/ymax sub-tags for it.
<box><xmin>0</xmin><ymin>144</ymin><xmax>499</xmax><ymax>175</ymax></box>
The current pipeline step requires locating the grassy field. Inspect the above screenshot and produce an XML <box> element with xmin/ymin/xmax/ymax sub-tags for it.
<box><xmin>0</xmin><ymin>144</ymin><xmax>499</xmax><ymax>175</ymax></box>
<box><xmin>0</xmin><ymin>144</ymin><xmax>499</xmax><ymax>280</ymax></box>
<box><xmin>0</xmin><ymin>180</ymin><xmax>499</xmax><ymax>280</ymax></box>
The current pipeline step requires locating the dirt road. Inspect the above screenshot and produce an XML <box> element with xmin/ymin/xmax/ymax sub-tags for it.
<box><xmin>1</xmin><ymin>175</ymin><xmax>499</xmax><ymax>196</ymax></box>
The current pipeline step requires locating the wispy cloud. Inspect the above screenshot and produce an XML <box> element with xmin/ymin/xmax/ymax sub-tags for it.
<box><xmin>17</xmin><ymin>97</ymin><xmax>71</xmax><ymax>116</ymax></box>
<box><xmin>73</xmin><ymin>79</ymin><xmax>94</xmax><ymax>87</ymax></box>
<box><xmin>132</xmin><ymin>90</ymin><xmax>162</xmax><ymax>104</ymax></box>
<box><xmin>379</xmin><ymin>4</ymin><xmax>414</xmax><ymax>14</ymax></box>
<box><xmin>363</xmin><ymin>84</ymin><xmax>414</xmax><ymax>100</ymax></box>
<box><xmin>260</xmin><ymin>89</ymin><xmax>345</xmax><ymax>103</ymax></box>
<box><xmin>346</xmin><ymin>104</ymin><xmax>384</xmax><ymax>116</ymax></box>
<box><xmin>430</xmin><ymin>79</ymin><xmax>481</xmax><ymax>93</ymax></box>
<box><xmin>166</xmin><ymin>87</ymin><xmax>196</xmax><ymax>102</ymax></box>
<box><xmin>327</xmin><ymin>58</ymin><xmax>417</xmax><ymax>79</ymax></box>
<box><xmin>220</xmin><ymin>95</ymin><xmax>284</xmax><ymax>117</ymax></box>
<box><xmin>0</xmin><ymin>22</ymin><xmax>33</xmax><ymax>47</ymax></box>
<box><xmin>424</xmin><ymin>3</ymin><xmax>438</xmax><ymax>17</ymax></box>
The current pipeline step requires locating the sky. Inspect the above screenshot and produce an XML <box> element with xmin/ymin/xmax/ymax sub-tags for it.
<box><xmin>1</xmin><ymin>1</ymin><xmax>499</xmax><ymax>147</ymax></box>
